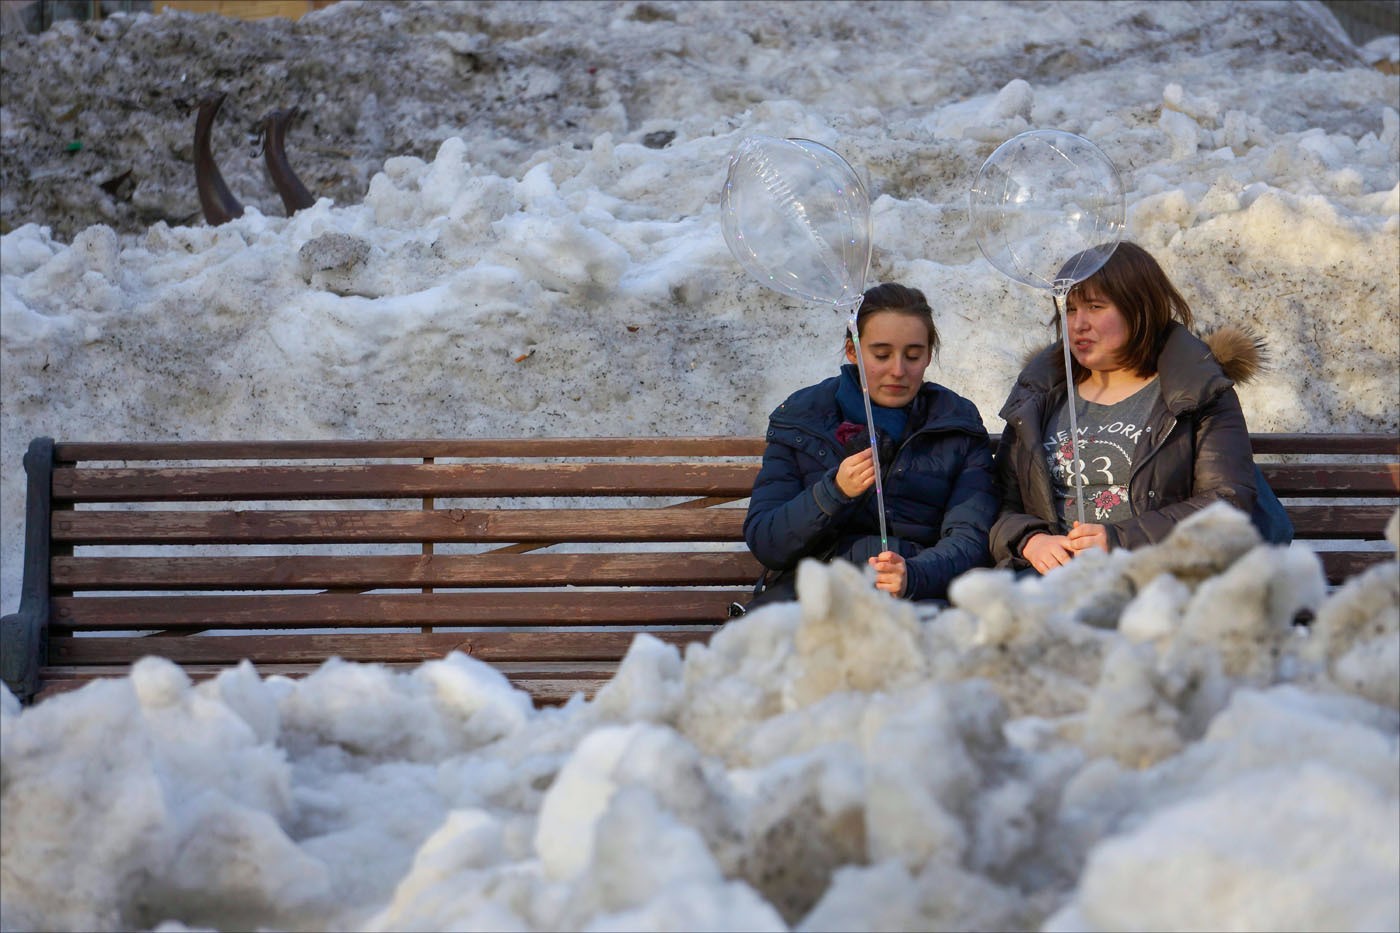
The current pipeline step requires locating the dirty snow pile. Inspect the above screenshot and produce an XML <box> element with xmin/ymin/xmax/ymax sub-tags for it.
<box><xmin>3</xmin><ymin>505</ymin><xmax>1398</xmax><ymax>932</ymax></box>
<box><xmin>1</xmin><ymin>2</ymin><xmax>1399</xmax><ymax>930</ymax></box>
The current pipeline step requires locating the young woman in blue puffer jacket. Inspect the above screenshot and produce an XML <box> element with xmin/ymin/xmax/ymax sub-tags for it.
<box><xmin>743</xmin><ymin>283</ymin><xmax>998</xmax><ymax>608</ymax></box>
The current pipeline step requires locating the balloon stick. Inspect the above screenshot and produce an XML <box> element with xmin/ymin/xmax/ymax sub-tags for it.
<box><xmin>1053</xmin><ymin>287</ymin><xmax>1087</xmax><ymax>528</ymax></box>
<box><xmin>846</xmin><ymin>308</ymin><xmax>889</xmax><ymax>553</ymax></box>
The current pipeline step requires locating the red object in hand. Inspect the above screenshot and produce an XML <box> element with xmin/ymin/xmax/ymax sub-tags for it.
<box><xmin>835</xmin><ymin>421</ymin><xmax>864</xmax><ymax>447</ymax></box>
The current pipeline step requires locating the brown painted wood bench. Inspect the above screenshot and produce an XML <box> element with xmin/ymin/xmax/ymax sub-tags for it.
<box><xmin>2</xmin><ymin>433</ymin><xmax>1396</xmax><ymax>707</ymax></box>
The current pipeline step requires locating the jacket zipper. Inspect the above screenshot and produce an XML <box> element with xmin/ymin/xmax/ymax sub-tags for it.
<box><xmin>1125</xmin><ymin>415</ymin><xmax>1178</xmax><ymax>517</ymax></box>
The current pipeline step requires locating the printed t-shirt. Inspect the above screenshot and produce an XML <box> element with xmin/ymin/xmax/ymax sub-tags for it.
<box><xmin>1044</xmin><ymin>379</ymin><xmax>1159</xmax><ymax>532</ymax></box>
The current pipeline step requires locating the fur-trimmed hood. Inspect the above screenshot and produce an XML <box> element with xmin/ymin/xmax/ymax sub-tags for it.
<box><xmin>1004</xmin><ymin>322</ymin><xmax>1267</xmax><ymax>420</ymax></box>
<box><xmin>1016</xmin><ymin>323</ymin><xmax>1266</xmax><ymax>384</ymax></box>
<box><xmin>1199</xmin><ymin>324</ymin><xmax>1267</xmax><ymax>385</ymax></box>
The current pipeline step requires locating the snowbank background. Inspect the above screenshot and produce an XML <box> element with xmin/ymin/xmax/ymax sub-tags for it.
<box><xmin>1</xmin><ymin>3</ymin><xmax>1398</xmax><ymax>931</ymax></box>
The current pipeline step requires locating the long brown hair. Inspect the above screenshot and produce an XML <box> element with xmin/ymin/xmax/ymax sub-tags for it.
<box><xmin>1055</xmin><ymin>241</ymin><xmax>1193</xmax><ymax>381</ymax></box>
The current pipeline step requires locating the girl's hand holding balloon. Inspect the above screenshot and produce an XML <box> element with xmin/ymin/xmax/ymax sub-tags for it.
<box><xmin>869</xmin><ymin>550</ymin><xmax>907</xmax><ymax>597</ymax></box>
<box><xmin>1023</xmin><ymin>532</ymin><xmax>1075</xmax><ymax>574</ymax></box>
<box><xmin>836</xmin><ymin>447</ymin><xmax>876</xmax><ymax>498</ymax></box>
<box><xmin>1068</xmin><ymin>521</ymin><xmax>1110</xmax><ymax>553</ymax></box>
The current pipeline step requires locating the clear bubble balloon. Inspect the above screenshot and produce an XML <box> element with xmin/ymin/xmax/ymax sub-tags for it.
<box><xmin>720</xmin><ymin>135</ymin><xmax>872</xmax><ymax>313</ymax></box>
<box><xmin>969</xmin><ymin>129</ymin><xmax>1125</xmax><ymax>294</ymax></box>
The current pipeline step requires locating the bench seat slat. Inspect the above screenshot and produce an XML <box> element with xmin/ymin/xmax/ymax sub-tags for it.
<box><xmin>48</xmin><ymin>629</ymin><xmax>716</xmax><ymax>665</ymax></box>
<box><xmin>52</xmin><ymin>552</ymin><xmax>764</xmax><ymax>590</ymax></box>
<box><xmin>32</xmin><ymin>667</ymin><xmax>611</xmax><ymax>705</ymax></box>
<box><xmin>40</xmin><ymin>658</ymin><xmax>627</xmax><ymax>677</ymax></box>
<box><xmin>51</xmin><ymin>463</ymin><xmax>1396</xmax><ymax>512</ymax></box>
<box><xmin>52</xmin><ymin>462</ymin><xmax>761</xmax><ymax>502</ymax></box>
<box><xmin>1262</xmin><ymin>463</ymin><xmax>1400</xmax><ymax>497</ymax></box>
<box><xmin>51</xmin><ymin>591</ymin><xmax>748</xmax><ymax>629</ymax></box>
<box><xmin>53</xmin><ymin>508</ymin><xmax>748</xmax><ymax>545</ymax></box>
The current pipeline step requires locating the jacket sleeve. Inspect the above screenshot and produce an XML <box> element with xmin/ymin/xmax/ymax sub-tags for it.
<box><xmin>902</xmin><ymin>432</ymin><xmax>998</xmax><ymax>600</ymax></box>
<box><xmin>744</xmin><ymin>439</ymin><xmax>862</xmax><ymax>571</ymax></box>
<box><xmin>1108</xmin><ymin>387</ymin><xmax>1257</xmax><ymax>549</ymax></box>
<box><xmin>988</xmin><ymin>423</ymin><xmax>1055</xmax><ymax>568</ymax></box>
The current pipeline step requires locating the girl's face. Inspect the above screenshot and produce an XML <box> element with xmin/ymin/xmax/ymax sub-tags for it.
<box><xmin>1065</xmin><ymin>285</ymin><xmax>1131</xmax><ymax>373</ymax></box>
<box><xmin>845</xmin><ymin>311</ymin><xmax>931</xmax><ymax>407</ymax></box>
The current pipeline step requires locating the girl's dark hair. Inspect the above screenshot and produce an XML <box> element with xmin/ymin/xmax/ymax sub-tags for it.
<box><xmin>1055</xmin><ymin>241</ymin><xmax>1194</xmax><ymax>381</ymax></box>
<box><xmin>847</xmin><ymin>282</ymin><xmax>940</xmax><ymax>357</ymax></box>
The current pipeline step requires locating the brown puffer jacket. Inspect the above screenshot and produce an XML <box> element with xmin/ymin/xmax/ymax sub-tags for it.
<box><xmin>989</xmin><ymin>322</ymin><xmax>1263</xmax><ymax>568</ymax></box>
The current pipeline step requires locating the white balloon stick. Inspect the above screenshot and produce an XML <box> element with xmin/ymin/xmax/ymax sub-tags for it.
<box><xmin>1053</xmin><ymin>287</ymin><xmax>1088</xmax><ymax>528</ymax></box>
<box><xmin>846</xmin><ymin>310</ymin><xmax>889</xmax><ymax>554</ymax></box>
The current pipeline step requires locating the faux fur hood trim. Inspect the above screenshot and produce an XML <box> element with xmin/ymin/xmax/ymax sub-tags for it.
<box><xmin>1019</xmin><ymin>323</ymin><xmax>1267</xmax><ymax>385</ymax></box>
<box><xmin>1201</xmin><ymin>324</ymin><xmax>1267</xmax><ymax>385</ymax></box>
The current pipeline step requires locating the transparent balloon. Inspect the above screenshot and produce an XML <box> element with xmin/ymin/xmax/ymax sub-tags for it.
<box><xmin>969</xmin><ymin>130</ymin><xmax>1126</xmax><ymax>528</ymax></box>
<box><xmin>969</xmin><ymin>129</ymin><xmax>1125</xmax><ymax>295</ymax></box>
<box><xmin>721</xmin><ymin>135</ymin><xmax>890</xmax><ymax>550</ymax></box>
<box><xmin>720</xmin><ymin>135</ymin><xmax>872</xmax><ymax>315</ymax></box>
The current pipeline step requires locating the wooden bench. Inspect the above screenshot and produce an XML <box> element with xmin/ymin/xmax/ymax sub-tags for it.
<box><xmin>2</xmin><ymin>433</ymin><xmax>1396</xmax><ymax>707</ymax></box>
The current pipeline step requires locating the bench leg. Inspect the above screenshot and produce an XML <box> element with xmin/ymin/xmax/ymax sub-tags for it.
<box><xmin>0</xmin><ymin>608</ymin><xmax>45</xmax><ymax>703</ymax></box>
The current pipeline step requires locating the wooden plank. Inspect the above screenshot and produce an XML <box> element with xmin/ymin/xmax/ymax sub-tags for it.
<box><xmin>36</xmin><ymin>661</ymin><xmax>628</xmax><ymax>676</ymax></box>
<box><xmin>519</xmin><ymin>678</ymin><xmax>611</xmax><ymax>705</ymax></box>
<box><xmin>51</xmin><ymin>433</ymin><xmax>1399</xmax><ymax>463</ymax></box>
<box><xmin>50</xmin><ymin>590</ymin><xmax>749</xmax><ymax>630</ymax></box>
<box><xmin>1249</xmin><ymin>434</ymin><xmax>1399</xmax><ymax>456</ymax></box>
<box><xmin>47</xmin><ymin>629</ymin><xmax>717</xmax><ymax>665</ymax></box>
<box><xmin>52</xmin><ymin>507</ymin><xmax>748</xmax><ymax>545</ymax></box>
<box><xmin>32</xmin><ymin>667</ymin><xmax>611</xmax><ymax>707</ymax></box>
<box><xmin>54</xmin><ymin>437</ymin><xmax>769</xmax><ymax>463</ymax></box>
<box><xmin>52</xmin><ymin>552</ymin><xmax>764</xmax><ymax>590</ymax></box>
<box><xmin>1283</xmin><ymin>505</ymin><xmax>1398</xmax><ymax>539</ymax></box>
<box><xmin>1316</xmin><ymin>550</ymin><xmax>1396</xmax><ymax>585</ymax></box>
<box><xmin>57</xmin><ymin>501</ymin><xmax>1388</xmax><ymax>548</ymax></box>
<box><xmin>44</xmin><ymin>659</ymin><xmax>626</xmax><ymax>680</ymax></box>
<box><xmin>52</xmin><ymin>462</ymin><xmax>761</xmax><ymax>502</ymax></box>
<box><xmin>1261</xmin><ymin>463</ymin><xmax>1400</xmax><ymax>497</ymax></box>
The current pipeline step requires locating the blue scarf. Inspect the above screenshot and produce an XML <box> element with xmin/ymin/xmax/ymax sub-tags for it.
<box><xmin>836</xmin><ymin>364</ymin><xmax>910</xmax><ymax>445</ymax></box>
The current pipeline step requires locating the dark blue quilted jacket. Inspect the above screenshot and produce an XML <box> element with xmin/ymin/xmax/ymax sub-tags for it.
<box><xmin>744</xmin><ymin>365</ymin><xmax>998</xmax><ymax>601</ymax></box>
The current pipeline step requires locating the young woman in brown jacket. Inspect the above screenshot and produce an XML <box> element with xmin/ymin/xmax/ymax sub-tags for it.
<box><xmin>989</xmin><ymin>241</ymin><xmax>1266</xmax><ymax>575</ymax></box>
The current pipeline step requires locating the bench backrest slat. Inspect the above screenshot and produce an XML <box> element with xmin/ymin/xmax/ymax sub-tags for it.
<box><xmin>53</xmin><ymin>507</ymin><xmax>749</xmax><ymax>544</ymax></box>
<box><xmin>52</xmin><ymin>552</ymin><xmax>763</xmax><ymax>589</ymax></box>
<box><xmin>51</xmin><ymin>433</ymin><xmax>1398</xmax><ymax>460</ymax></box>
<box><xmin>1285</xmin><ymin>505</ymin><xmax>1397</xmax><ymax>539</ymax></box>
<box><xmin>52</xmin><ymin>591</ymin><xmax>749</xmax><ymax>630</ymax></box>
<box><xmin>1249</xmin><ymin>434</ymin><xmax>1400</xmax><ymax>456</ymax></box>
<box><xmin>1318</xmin><ymin>551</ymin><xmax>1394</xmax><ymax>582</ymax></box>
<box><xmin>1261</xmin><ymin>464</ymin><xmax>1400</xmax><ymax>497</ymax></box>
<box><xmin>52</xmin><ymin>462</ymin><xmax>760</xmax><ymax>502</ymax></box>
<box><xmin>53</xmin><ymin>438</ymin><xmax>771</xmax><ymax>461</ymax></box>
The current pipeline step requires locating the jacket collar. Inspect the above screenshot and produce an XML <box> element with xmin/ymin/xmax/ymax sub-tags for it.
<box><xmin>775</xmin><ymin>371</ymin><xmax>985</xmax><ymax>437</ymax></box>
<box><xmin>1002</xmin><ymin>322</ymin><xmax>1232</xmax><ymax>419</ymax></box>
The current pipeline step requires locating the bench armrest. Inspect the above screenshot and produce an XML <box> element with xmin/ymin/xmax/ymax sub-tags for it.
<box><xmin>2</xmin><ymin>438</ymin><xmax>55</xmax><ymax>702</ymax></box>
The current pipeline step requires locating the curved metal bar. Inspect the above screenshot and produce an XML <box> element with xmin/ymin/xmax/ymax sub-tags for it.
<box><xmin>194</xmin><ymin>93</ymin><xmax>245</xmax><ymax>226</ymax></box>
<box><xmin>262</xmin><ymin>106</ymin><xmax>316</xmax><ymax>216</ymax></box>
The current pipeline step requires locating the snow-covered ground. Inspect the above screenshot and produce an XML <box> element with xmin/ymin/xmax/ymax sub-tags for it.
<box><xmin>1</xmin><ymin>2</ymin><xmax>1397</xmax><ymax>930</ymax></box>
<box><xmin>3</xmin><ymin>510</ymin><xmax>1398</xmax><ymax>931</ymax></box>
